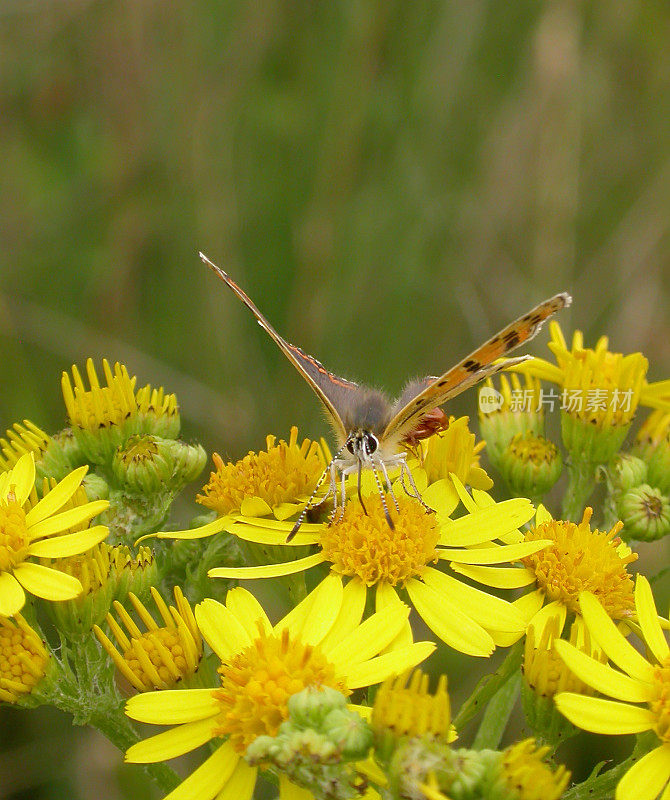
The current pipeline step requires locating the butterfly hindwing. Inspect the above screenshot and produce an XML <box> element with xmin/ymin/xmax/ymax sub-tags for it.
<box><xmin>201</xmin><ymin>253</ymin><xmax>357</xmax><ymax>441</ymax></box>
<box><xmin>383</xmin><ymin>292</ymin><xmax>571</xmax><ymax>442</ymax></box>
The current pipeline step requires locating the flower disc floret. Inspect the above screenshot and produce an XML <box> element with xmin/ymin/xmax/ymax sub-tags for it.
<box><xmin>0</xmin><ymin>614</ymin><xmax>50</xmax><ymax>703</ymax></box>
<box><xmin>214</xmin><ymin>626</ymin><xmax>347</xmax><ymax>753</ymax></box>
<box><xmin>522</xmin><ymin>508</ymin><xmax>636</xmax><ymax>619</ymax></box>
<box><xmin>320</xmin><ymin>495</ymin><xmax>440</xmax><ymax>587</ymax></box>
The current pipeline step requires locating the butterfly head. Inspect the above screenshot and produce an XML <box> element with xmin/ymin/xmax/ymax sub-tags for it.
<box><xmin>345</xmin><ymin>429</ymin><xmax>379</xmax><ymax>462</ymax></box>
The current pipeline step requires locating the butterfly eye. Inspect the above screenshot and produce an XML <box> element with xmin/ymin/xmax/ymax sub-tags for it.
<box><xmin>346</xmin><ymin>439</ymin><xmax>357</xmax><ymax>455</ymax></box>
<box><xmin>365</xmin><ymin>434</ymin><xmax>379</xmax><ymax>455</ymax></box>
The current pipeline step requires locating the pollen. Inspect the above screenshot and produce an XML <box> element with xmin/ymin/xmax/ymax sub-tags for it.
<box><xmin>0</xmin><ymin>614</ymin><xmax>50</xmax><ymax>703</ymax></box>
<box><xmin>522</xmin><ymin>508</ymin><xmax>637</xmax><ymax>619</ymax></box>
<box><xmin>650</xmin><ymin>657</ymin><xmax>670</xmax><ymax>742</ymax></box>
<box><xmin>213</xmin><ymin>627</ymin><xmax>347</xmax><ymax>753</ymax></box>
<box><xmin>0</xmin><ymin>496</ymin><xmax>30</xmax><ymax>572</ymax></box>
<box><xmin>197</xmin><ymin>427</ymin><xmax>325</xmax><ymax>515</ymax></box>
<box><xmin>320</xmin><ymin>495</ymin><xmax>440</xmax><ymax>587</ymax></box>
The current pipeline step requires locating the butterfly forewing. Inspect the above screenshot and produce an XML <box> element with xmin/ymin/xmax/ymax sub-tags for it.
<box><xmin>382</xmin><ymin>292</ymin><xmax>571</xmax><ymax>442</ymax></box>
<box><xmin>200</xmin><ymin>253</ymin><xmax>358</xmax><ymax>441</ymax></box>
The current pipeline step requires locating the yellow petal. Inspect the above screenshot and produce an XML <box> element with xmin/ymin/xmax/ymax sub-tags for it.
<box><xmin>319</xmin><ymin>578</ymin><xmax>367</xmax><ymax>654</ymax></box>
<box><xmin>224</xmin><ymin>520</ymin><xmax>318</xmax><ymax>546</ymax></box>
<box><xmin>196</xmin><ymin>598</ymin><xmax>251</xmax><ymax>661</ymax></box>
<box><xmin>326</xmin><ymin>603</ymin><xmax>410</xmax><ymax>667</ymax></box>
<box><xmin>635</xmin><ymin>575</ymin><xmax>669</xmax><ymax>664</ymax></box>
<box><xmin>240</xmin><ymin>497</ymin><xmax>272</xmax><ymax>517</ymax></box>
<box><xmin>0</xmin><ymin>572</ymin><xmax>26</xmax><ymax>616</ymax></box>
<box><xmin>162</xmin><ymin>742</ymin><xmax>239</xmax><ymax>800</ymax></box>
<box><xmin>450</xmin><ymin>563</ymin><xmax>536</xmax><ymax>589</ymax></box>
<box><xmin>126</xmin><ymin>688</ymin><xmax>220</xmax><ymax>724</ymax></box>
<box><xmin>438</xmin><ymin>499</ymin><xmax>535</xmax><ymax>546</ymax></box>
<box><xmin>554</xmin><ymin>693</ymin><xmax>655</xmax><ymax>735</ymax></box>
<box><xmin>13</xmin><ymin>562</ymin><xmax>82</xmax><ymax>600</ymax></box>
<box><xmin>553</xmin><ymin>640</ymin><xmax>653</xmax><ymax>703</ymax></box>
<box><xmin>406</xmin><ymin>579</ymin><xmax>494</xmax><ymax>656</ymax></box>
<box><xmin>580</xmin><ymin>592</ymin><xmax>655</xmax><ymax>682</ymax></box>
<box><xmin>125</xmin><ymin>717</ymin><xmax>217</xmax><ymax>762</ymax></box>
<box><xmin>279</xmin><ymin>774</ymin><xmax>314</xmax><ymax>800</ymax></box>
<box><xmin>345</xmin><ymin>642</ymin><xmax>436</xmax><ymax>689</ymax></box>
<box><xmin>28</xmin><ymin>525</ymin><xmax>108</xmax><ymax>558</ymax></box>
<box><xmin>422</xmin><ymin>568</ymin><xmax>526</xmax><ymax>633</ymax></box>
<box><xmin>224</xmin><ymin>588</ymin><xmax>272</xmax><ymax>637</ymax></box>
<box><xmin>439</xmin><ymin>539</ymin><xmax>550</xmax><ymax>564</ymax></box>
<box><xmin>375</xmin><ymin>582</ymin><xmax>413</xmax><ymax>651</ymax></box>
<box><xmin>215</xmin><ymin>759</ymin><xmax>257</xmax><ymax>800</ymax></box>
<box><xmin>209</xmin><ymin>552</ymin><xmax>325</xmax><ymax>580</ymax></box>
<box><xmin>27</xmin><ymin>500</ymin><xmax>109</xmax><ymax>541</ymax></box>
<box><xmin>148</xmin><ymin>516</ymin><xmax>231</xmax><ymax>542</ymax></box>
<box><xmin>616</xmin><ymin>744</ymin><xmax>670</xmax><ymax>800</ymax></box>
<box><xmin>294</xmin><ymin>573</ymin><xmax>343</xmax><ymax>647</ymax></box>
<box><xmin>4</xmin><ymin>452</ymin><xmax>36</xmax><ymax>506</ymax></box>
<box><xmin>24</xmin><ymin>466</ymin><xmax>88</xmax><ymax>526</ymax></box>
<box><xmin>422</xmin><ymin>479</ymin><xmax>459</xmax><ymax>519</ymax></box>
<box><xmin>273</xmin><ymin>502</ymin><xmax>302</xmax><ymax>521</ymax></box>
<box><xmin>535</xmin><ymin>504</ymin><xmax>553</xmax><ymax>525</ymax></box>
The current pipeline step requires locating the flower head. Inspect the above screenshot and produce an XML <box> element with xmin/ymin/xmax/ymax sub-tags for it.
<box><xmin>61</xmin><ymin>359</ymin><xmax>179</xmax><ymax>463</ymax></box>
<box><xmin>0</xmin><ymin>613</ymin><xmax>51</xmax><ymax>704</ymax></box>
<box><xmin>372</xmin><ymin>670</ymin><xmax>452</xmax><ymax>743</ymax></box>
<box><xmin>498</xmin><ymin>739</ymin><xmax>570</xmax><ymax>800</ymax></box>
<box><xmin>0</xmin><ymin>454</ymin><xmax>109</xmax><ymax>616</ymax></box>
<box><xmin>520</xmin><ymin>506</ymin><xmax>637</xmax><ymax>622</ymax></box>
<box><xmin>617</xmin><ymin>485</ymin><xmax>670</xmax><ymax>542</ymax></box>
<box><xmin>210</xmin><ymin>473</ymin><xmax>547</xmax><ymax>657</ymax></box>
<box><xmin>418</xmin><ymin>416</ymin><xmax>493</xmax><ymax>498</ymax></box>
<box><xmin>498</xmin><ymin>433</ymin><xmax>562</xmax><ymax>500</ymax></box>
<box><xmin>0</xmin><ymin>420</ymin><xmax>51</xmax><ymax>472</ymax></box>
<box><xmin>124</xmin><ymin>577</ymin><xmax>434</xmax><ymax>799</ymax></box>
<box><xmin>633</xmin><ymin>410</ymin><xmax>670</xmax><ymax>494</ymax></box>
<box><xmin>555</xmin><ymin>575</ymin><xmax>670</xmax><ymax>800</ymax></box>
<box><xmin>197</xmin><ymin>426</ymin><xmax>326</xmax><ymax>521</ymax></box>
<box><xmin>94</xmin><ymin>586</ymin><xmax>202</xmax><ymax>692</ymax></box>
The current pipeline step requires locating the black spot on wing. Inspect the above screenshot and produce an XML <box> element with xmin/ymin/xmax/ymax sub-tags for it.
<box><xmin>462</xmin><ymin>359</ymin><xmax>481</xmax><ymax>373</ymax></box>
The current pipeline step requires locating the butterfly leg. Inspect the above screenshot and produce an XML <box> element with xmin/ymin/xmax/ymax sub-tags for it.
<box><xmin>400</xmin><ymin>461</ymin><xmax>436</xmax><ymax>515</ymax></box>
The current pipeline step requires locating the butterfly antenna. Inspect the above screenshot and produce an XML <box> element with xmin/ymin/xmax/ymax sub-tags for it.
<box><xmin>287</xmin><ymin>442</ymin><xmax>348</xmax><ymax>542</ymax></box>
<box><xmin>370</xmin><ymin>457</ymin><xmax>395</xmax><ymax>531</ymax></box>
<box><xmin>357</xmin><ymin>460</ymin><xmax>368</xmax><ymax>515</ymax></box>
<box><xmin>379</xmin><ymin>459</ymin><xmax>400</xmax><ymax>513</ymax></box>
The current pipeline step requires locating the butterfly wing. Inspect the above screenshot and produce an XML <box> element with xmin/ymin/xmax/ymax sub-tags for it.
<box><xmin>383</xmin><ymin>292</ymin><xmax>571</xmax><ymax>443</ymax></box>
<box><xmin>201</xmin><ymin>252</ymin><xmax>356</xmax><ymax>442</ymax></box>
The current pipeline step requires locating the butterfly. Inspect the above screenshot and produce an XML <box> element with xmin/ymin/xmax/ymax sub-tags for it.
<box><xmin>200</xmin><ymin>252</ymin><xmax>571</xmax><ymax>538</ymax></box>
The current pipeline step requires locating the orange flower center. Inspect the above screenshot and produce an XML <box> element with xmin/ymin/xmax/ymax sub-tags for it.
<box><xmin>320</xmin><ymin>495</ymin><xmax>440</xmax><ymax>587</ymax></box>
<box><xmin>213</xmin><ymin>627</ymin><xmax>346</xmax><ymax>753</ymax></box>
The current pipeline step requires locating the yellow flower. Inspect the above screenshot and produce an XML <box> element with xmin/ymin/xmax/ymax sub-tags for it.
<box><xmin>499</xmin><ymin>739</ymin><xmax>570</xmax><ymax>800</ymax></box>
<box><xmin>515</xmin><ymin>321</ymin><xmax>670</xmax><ymax>423</ymax></box>
<box><xmin>517</xmin><ymin>506</ymin><xmax>637</xmax><ymax>624</ymax></box>
<box><xmin>0</xmin><ymin>454</ymin><xmax>109</xmax><ymax>616</ymax></box>
<box><xmin>0</xmin><ymin>420</ymin><xmax>51</xmax><ymax>471</ymax></box>
<box><xmin>125</xmin><ymin>576</ymin><xmax>434</xmax><ymax>800</ymax></box>
<box><xmin>555</xmin><ymin>576</ymin><xmax>670</xmax><ymax>800</ymax></box>
<box><xmin>61</xmin><ymin>358</ymin><xmax>179</xmax><ymax>463</ymax></box>
<box><xmin>418</xmin><ymin>416</ymin><xmax>493</xmax><ymax>503</ymax></box>
<box><xmin>94</xmin><ymin>586</ymin><xmax>203</xmax><ymax>692</ymax></box>
<box><xmin>0</xmin><ymin>613</ymin><xmax>51</xmax><ymax>703</ymax></box>
<box><xmin>198</xmin><ymin>426</ymin><xmax>326</xmax><ymax>520</ymax></box>
<box><xmin>209</xmin><ymin>474</ymin><xmax>547</xmax><ymax>657</ymax></box>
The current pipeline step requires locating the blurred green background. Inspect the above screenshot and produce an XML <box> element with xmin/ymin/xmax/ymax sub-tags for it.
<box><xmin>0</xmin><ymin>1</ymin><xmax>668</xmax><ymax>797</ymax></box>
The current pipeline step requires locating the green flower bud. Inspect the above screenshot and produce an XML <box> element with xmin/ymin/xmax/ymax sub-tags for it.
<box><xmin>561</xmin><ymin>412</ymin><xmax>630</xmax><ymax>466</ymax></box>
<box><xmin>478</xmin><ymin>375</ymin><xmax>544</xmax><ymax>464</ymax></box>
<box><xmin>617</xmin><ymin>484</ymin><xmax>670</xmax><ymax>542</ymax></box>
<box><xmin>608</xmin><ymin>453</ymin><xmax>648</xmax><ymax>495</ymax></box>
<box><xmin>499</xmin><ymin>433</ymin><xmax>562</xmax><ymax>500</ymax></box>
<box><xmin>112</xmin><ymin>435</ymin><xmax>206</xmax><ymax>494</ymax></box>
<box><xmin>287</xmin><ymin>685</ymin><xmax>346</xmax><ymax>729</ymax></box>
<box><xmin>323</xmin><ymin>707</ymin><xmax>373</xmax><ymax>760</ymax></box>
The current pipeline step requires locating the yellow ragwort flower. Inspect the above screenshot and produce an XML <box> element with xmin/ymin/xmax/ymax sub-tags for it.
<box><xmin>555</xmin><ymin>576</ymin><xmax>670</xmax><ymax>800</ymax></box>
<box><xmin>0</xmin><ymin>613</ymin><xmax>51</xmax><ymax>703</ymax></box>
<box><xmin>0</xmin><ymin>420</ymin><xmax>51</xmax><ymax>472</ymax></box>
<box><xmin>0</xmin><ymin>454</ymin><xmax>109</xmax><ymax>616</ymax></box>
<box><xmin>95</xmin><ymin>586</ymin><xmax>202</xmax><ymax>692</ymax></box>
<box><xmin>514</xmin><ymin>321</ymin><xmax>670</xmax><ymax>425</ymax></box>
<box><xmin>61</xmin><ymin>358</ymin><xmax>179</xmax><ymax>463</ymax></box>
<box><xmin>209</xmin><ymin>472</ymin><xmax>549</xmax><ymax>658</ymax></box>
<box><xmin>499</xmin><ymin>739</ymin><xmax>571</xmax><ymax>800</ymax></box>
<box><xmin>124</xmin><ymin>576</ymin><xmax>434</xmax><ymax>800</ymax></box>
<box><xmin>417</xmin><ymin>416</ymin><xmax>493</xmax><ymax>500</ymax></box>
<box><xmin>517</xmin><ymin>506</ymin><xmax>637</xmax><ymax>623</ymax></box>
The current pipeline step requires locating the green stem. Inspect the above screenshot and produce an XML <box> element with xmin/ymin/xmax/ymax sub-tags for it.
<box><xmin>561</xmin><ymin>460</ymin><xmax>596</xmax><ymax>522</ymax></box>
<box><xmin>472</xmin><ymin>672</ymin><xmax>521</xmax><ymax>750</ymax></box>
<box><xmin>90</xmin><ymin>703</ymin><xmax>181</xmax><ymax>793</ymax></box>
<box><xmin>453</xmin><ymin>642</ymin><xmax>523</xmax><ymax>734</ymax></box>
